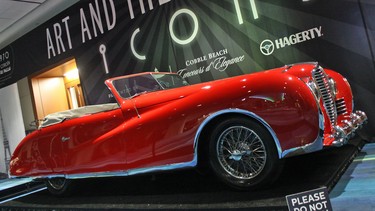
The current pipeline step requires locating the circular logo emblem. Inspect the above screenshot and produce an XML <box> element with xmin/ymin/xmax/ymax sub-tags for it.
<box><xmin>260</xmin><ymin>39</ymin><xmax>275</xmax><ymax>56</ymax></box>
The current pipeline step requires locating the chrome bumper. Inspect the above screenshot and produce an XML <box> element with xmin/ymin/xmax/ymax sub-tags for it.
<box><xmin>332</xmin><ymin>110</ymin><xmax>367</xmax><ymax>146</ymax></box>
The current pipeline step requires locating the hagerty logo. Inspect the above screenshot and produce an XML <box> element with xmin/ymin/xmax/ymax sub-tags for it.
<box><xmin>260</xmin><ymin>26</ymin><xmax>323</xmax><ymax>56</ymax></box>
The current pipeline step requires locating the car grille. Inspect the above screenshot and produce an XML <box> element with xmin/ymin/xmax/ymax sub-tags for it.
<box><xmin>312</xmin><ymin>66</ymin><xmax>337</xmax><ymax>126</ymax></box>
<box><xmin>335</xmin><ymin>98</ymin><xmax>347</xmax><ymax>115</ymax></box>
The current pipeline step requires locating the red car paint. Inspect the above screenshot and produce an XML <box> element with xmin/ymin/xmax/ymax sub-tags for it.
<box><xmin>9</xmin><ymin>63</ymin><xmax>366</xmax><ymax>179</ymax></box>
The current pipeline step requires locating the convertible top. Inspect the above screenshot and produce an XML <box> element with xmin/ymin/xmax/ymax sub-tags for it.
<box><xmin>40</xmin><ymin>103</ymin><xmax>120</xmax><ymax>128</ymax></box>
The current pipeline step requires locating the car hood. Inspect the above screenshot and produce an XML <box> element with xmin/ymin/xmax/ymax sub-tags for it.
<box><xmin>132</xmin><ymin>82</ymin><xmax>213</xmax><ymax>109</ymax></box>
<box><xmin>128</xmin><ymin>63</ymin><xmax>316</xmax><ymax>109</ymax></box>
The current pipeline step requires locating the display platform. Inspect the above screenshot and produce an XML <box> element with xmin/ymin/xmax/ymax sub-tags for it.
<box><xmin>0</xmin><ymin>138</ymin><xmax>364</xmax><ymax>210</ymax></box>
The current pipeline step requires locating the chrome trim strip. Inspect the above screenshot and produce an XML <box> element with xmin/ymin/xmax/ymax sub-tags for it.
<box><xmin>65</xmin><ymin>161</ymin><xmax>196</xmax><ymax>179</ymax></box>
<box><xmin>29</xmin><ymin>174</ymin><xmax>65</xmax><ymax>180</ymax></box>
<box><xmin>25</xmin><ymin>162</ymin><xmax>196</xmax><ymax>180</ymax></box>
<box><xmin>67</xmin><ymin>172</ymin><xmax>126</xmax><ymax>179</ymax></box>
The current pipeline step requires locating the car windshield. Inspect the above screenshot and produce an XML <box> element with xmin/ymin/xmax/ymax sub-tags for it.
<box><xmin>112</xmin><ymin>73</ymin><xmax>189</xmax><ymax>99</ymax></box>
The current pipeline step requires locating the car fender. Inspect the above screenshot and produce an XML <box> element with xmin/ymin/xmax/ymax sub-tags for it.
<box><xmin>194</xmin><ymin>72</ymin><xmax>323</xmax><ymax>160</ymax></box>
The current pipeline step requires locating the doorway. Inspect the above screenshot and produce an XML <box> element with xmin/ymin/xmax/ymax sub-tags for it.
<box><xmin>30</xmin><ymin>59</ymin><xmax>85</xmax><ymax>122</ymax></box>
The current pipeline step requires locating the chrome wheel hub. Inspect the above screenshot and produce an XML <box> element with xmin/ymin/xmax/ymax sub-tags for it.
<box><xmin>217</xmin><ymin>126</ymin><xmax>266</xmax><ymax>179</ymax></box>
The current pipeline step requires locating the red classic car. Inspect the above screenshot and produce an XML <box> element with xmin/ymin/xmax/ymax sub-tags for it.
<box><xmin>9</xmin><ymin>62</ymin><xmax>367</xmax><ymax>195</ymax></box>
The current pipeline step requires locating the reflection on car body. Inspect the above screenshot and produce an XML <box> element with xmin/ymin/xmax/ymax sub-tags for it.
<box><xmin>10</xmin><ymin>62</ymin><xmax>367</xmax><ymax>195</ymax></box>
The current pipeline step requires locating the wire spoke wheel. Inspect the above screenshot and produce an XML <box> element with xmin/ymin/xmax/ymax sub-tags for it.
<box><xmin>209</xmin><ymin>117</ymin><xmax>282</xmax><ymax>190</ymax></box>
<box><xmin>46</xmin><ymin>177</ymin><xmax>74</xmax><ymax>196</ymax></box>
<box><xmin>47</xmin><ymin>178</ymin><xmax>66</xmax><ymax>190</ymax></box>
<box><xmin>217</xmin><ymin>126</ymin><xmax>266</xmax><ymax>179</ymax></box>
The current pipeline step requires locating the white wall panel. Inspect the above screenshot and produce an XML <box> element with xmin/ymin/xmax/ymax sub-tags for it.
<box><xmin>0</xmin><ymin>83</ymin><xmax>25</xmax><ymax>174</ymax></box>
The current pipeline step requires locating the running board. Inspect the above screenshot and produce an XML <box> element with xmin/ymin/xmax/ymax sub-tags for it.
<box><xmin>0</xmin><ymin>178</ymin><xmax>46</xmax><ymax>204</ymax></box>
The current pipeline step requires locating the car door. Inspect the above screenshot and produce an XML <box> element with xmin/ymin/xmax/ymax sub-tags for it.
<box><xmin>124</xmin><ymin>96</ymin><xmax>196</xmax><ymax>171</ymax></box>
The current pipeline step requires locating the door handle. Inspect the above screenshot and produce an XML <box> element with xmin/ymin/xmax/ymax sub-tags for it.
<box><xmin>61</xmin><ymin>137</ymin><xmax>71</xmax><ymax>142</ymax></box>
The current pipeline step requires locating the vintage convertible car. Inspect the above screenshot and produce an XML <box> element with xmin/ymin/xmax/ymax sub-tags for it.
<box><xmin>9</xmin><ymin>62</ymin><xmax>367</xmax><ymax>195</ymax></box>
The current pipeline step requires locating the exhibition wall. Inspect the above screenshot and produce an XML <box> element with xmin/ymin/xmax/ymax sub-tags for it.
<box><xmin>0</xmin><ymin>84</ymin><xmax>25</xmax><ymax>173</ymax></box>
<box><xmin>0</xmin><ymin>0</ymin><xmax>374</xmax><ymax>155</ymax></box>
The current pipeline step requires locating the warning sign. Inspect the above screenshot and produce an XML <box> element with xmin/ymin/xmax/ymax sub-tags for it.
<box><xmin>286</xmin><ymin>187</ymin><xmax>332</xmax><ymax>211</ymax></box>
